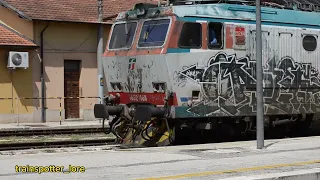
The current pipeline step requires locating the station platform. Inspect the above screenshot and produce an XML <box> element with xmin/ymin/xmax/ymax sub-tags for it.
<box><xmin>0</xmin><ymin>119</ymin><xmax>104</xmax><ymax>131</ymax></box>
<box><xmin>0</xmin><ymin>136</ymin><xmax>320</xmax><ymax>179</ymax></box>
<box><xmin>112</xmin><ymin>136</ymin><xmax>320</xmax><ymax>180</ymax></box>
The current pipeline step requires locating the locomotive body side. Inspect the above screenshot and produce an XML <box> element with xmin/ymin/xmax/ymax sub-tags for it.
<box><xmin>169</xmin><ymin>21</ymin><xmax>320</xmax><ymax>119</ymax></box>
<box><xmin>103</xmin><ymin>20</ymin><xmax>320</xmax><ymax>119</ymax></box>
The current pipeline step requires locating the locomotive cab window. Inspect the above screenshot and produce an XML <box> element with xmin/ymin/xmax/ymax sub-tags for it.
<box><xmin>208</xmin><ymin>22</ymin><xmax>223</xmax><ymax>49</ymax></box>
<box><xmin>178</xmin><ymin>22</ymin><xmax>202</xmax><ymax>48</ymax></box>
<box><xmin>302</xmin><ymin>35</ymin><xmax>317</xmax><ymax>51</ymax></box>
<box><xmin>138</xmin><ymin>19</ymin><xmax>170</xmax><ymax>47</ymax></box>
<box><xmin>109</xmin><ymin>22</ymin><xmax>137</xmax><ymax>50</ymax></box>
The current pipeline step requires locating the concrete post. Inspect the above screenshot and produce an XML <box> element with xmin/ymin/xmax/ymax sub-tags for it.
<box><xmin>256</xmin><ymin>0</ymin><xmax>264</xmax><ymax>149</ymax></box>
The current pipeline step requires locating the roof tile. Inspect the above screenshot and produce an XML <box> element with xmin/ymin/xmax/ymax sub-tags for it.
<box><xmin>3</xmin><ymin>0</ymin><xmax>158</xmax><ymax>23</ymax></box>
<box><xmin>0</xmin><ymin>23</ymin><xmax>37</xmax><ymax>46</ymax></box>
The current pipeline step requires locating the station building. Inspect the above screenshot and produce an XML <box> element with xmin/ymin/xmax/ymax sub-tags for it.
<box><xmin>0</xmin><ymin>0</ymin><xmax>155</xmax><ymax>123</ymax></box>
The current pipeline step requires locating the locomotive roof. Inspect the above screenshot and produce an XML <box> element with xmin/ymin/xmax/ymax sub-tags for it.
<box><xmin>170</xmin><ymin>0</ymin><xmax>320</xmax><ymax>11</ymax></box>
<box><xmin>115</xmin><ymin>0</ymin><xmax>320</xmax><ymax>27</ymax></box>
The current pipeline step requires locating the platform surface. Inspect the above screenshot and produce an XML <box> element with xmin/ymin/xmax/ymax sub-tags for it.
<box><xmin>1</xmin><ymin>136</ymin><xmax>320</xmax><ymax>179</ymax></box>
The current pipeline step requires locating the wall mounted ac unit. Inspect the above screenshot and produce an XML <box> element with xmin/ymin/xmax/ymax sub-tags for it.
<box><xmin>7</xmin><ymin>51</ymin><xmax>29</xmax><ymax>69</ymax></box>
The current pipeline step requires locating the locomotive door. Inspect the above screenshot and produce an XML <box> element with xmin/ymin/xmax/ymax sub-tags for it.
<box><xmin>247</xmin><ymin>26</ymin><xmax>274</xmax><ymax>86</ymax></box>
<box><xmin>277</xmin><ymin>30</ymin><xmax>297</xmax><ymax>87</ymax></box>
<box><xmin>247</xmin><ymin>26</ymin><xmax>273</xmax><ymax>63</ymax></box>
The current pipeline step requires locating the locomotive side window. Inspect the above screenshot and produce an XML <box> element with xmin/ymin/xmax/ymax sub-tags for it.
<box><xmin>109</xmin><ymin>22</ymin><xmax>137</xmax><ymax>49</ymax></box>
<box><xmin>302</xmin><ymin>35</ymin><xmax>317</xmax><ymax>51</ymax></box>
<box><xmin>208</xmin><ymin>22</ymin><xmax>223</xmax><ymax>49</ymax></box>
<box><xmin>178</xmin><ymin>22</ymin><xmax>202</xmax><ymax>48</ymax></box>
<box><xmin>138</xmin><ymin>19</ymin><xmax>170</xmax><ymax>47</ymax></box>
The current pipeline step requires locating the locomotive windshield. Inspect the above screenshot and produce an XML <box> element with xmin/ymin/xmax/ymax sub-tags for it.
<box><xmin>108</xmin><ymin>18</ymin><xmax>171</xmax><ymax>50</ymax></box>
<box><xmin>109</xmin><ymin>22</ymin><xmax>137</xmax><ymax>49</ymax></box>
<box><xmin>138</xmin><ymin>19</ymin><xmax>170</xmax><ymax>47</ymax></box>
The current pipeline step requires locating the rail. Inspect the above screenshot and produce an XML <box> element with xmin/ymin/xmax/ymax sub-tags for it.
<box><xmin>0</xmin><ymin>96</ymin><xmax>107</xmax><ymax>126</ymax></box>
<box><xmin>0</xmin><ymin>138</ymin><xmax>115</xmax><ymax>151</ymax></box>
<box><xmin>0</xmin><ymin>127</ymin><xmax>104</xmax><ymax>137</ymax></box>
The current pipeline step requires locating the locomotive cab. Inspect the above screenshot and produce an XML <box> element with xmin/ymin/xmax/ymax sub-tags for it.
<box><xmin>95</xmin><ymin>3</ymin><xmax>183</xmax><ymax>146</ymax></box>
<box><xmin>103</xmin><ymin>4</ymin><xmax>176</xmax><ymax>105</ymax></box>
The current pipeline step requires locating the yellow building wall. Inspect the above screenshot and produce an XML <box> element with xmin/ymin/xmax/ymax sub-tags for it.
<box><xmin>34</xmin><ymin>21</ymin><xmax>111</xmax><ymax>108</ymax></box>
<box><xmin>31</xmin><ymin>21</ymin><xmax>111</xmax><ymax>121</ymax></box>
<box><xmin>0</xmin><ymin>19</ymin><xmax>112</xmax><ymax>122</ymax></box>
<box><xmin>0</xmin><ymin>6</ymin><xmax>34</xmax><ymax>40</ymax></box>
<box><xmin>0</xmin><ymin>49</ymin><xmax>34</xmax><ymax>114</ymax></box>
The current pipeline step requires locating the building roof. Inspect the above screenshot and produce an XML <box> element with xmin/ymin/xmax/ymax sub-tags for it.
<box><xmin>2</xmin><ymin>0</ymin><xmax>158</xmax><ymax>24</ymax></box>
<box><xmin>0</xmin><ymin>23</ymin><xmax>37</xmax><ymax>47</ymax></box>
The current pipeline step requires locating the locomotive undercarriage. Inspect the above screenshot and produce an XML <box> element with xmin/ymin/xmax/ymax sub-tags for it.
<box><xmin>94</xmin><ymin>94</ymin><xmax>314</xmax><ymax>147</ymax></box>
<box><xmin>174</xmin><ymin>114</ymin><xmax>313</xmax><ymax>145</ymax></box>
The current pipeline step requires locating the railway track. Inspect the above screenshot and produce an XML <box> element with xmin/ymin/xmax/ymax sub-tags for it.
<box><xmin>0</xmin><ymin>127</ymin><xmax>104</xmax><ymax>137</ymax></box>
<box><xmin>0</xmin><ymin>138</ymin><xmax>115</xmax><ymax>151</ymax></box>
<box><xmin>1</xmin><ymin>121</ymin><xmax>318</xmax><ymax>151</ymax></box>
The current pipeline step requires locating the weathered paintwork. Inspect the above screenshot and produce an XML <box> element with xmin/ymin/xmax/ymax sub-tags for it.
<box><xmin>102</xmin><ymin>2</ymin><xmax>320</xmax><ymax>119</ymax></box>
<box><xmin>173</xmin><ymin>3</ymin><xmax>320</xmax><ymax>27</ymax></box>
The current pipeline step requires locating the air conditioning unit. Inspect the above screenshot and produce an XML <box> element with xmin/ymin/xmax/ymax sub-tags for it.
<box><xmin>7</xmin><ymin>51</ymin><xmax>29</xmax><ymax>69</ymax></box>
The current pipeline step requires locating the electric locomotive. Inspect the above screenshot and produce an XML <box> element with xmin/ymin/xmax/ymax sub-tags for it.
<box><xmin>94</xmin><ymin>0</ymin><xmax>320</xmax><ymax>146</ymax></box>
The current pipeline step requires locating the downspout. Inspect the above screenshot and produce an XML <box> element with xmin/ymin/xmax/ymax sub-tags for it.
<box><xmin>40</xmin><ymin>24</ymin><xmax>49</xmax><ymax>123</ymax></box>
<box><xmin>97</xmin><ymin>0</ymin><xmax>104</xmax><ymax>105</ymax></box>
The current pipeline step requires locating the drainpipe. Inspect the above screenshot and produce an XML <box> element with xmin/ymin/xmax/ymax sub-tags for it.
<box><xmin>40</xmin><ymin>24</ymin><xmax>49</xmax><ymax>123</ymax></box>
<box><xmin>97</xmin><ymin>0</ymin><xmax>104</xmax><ymax>104</ymax></box>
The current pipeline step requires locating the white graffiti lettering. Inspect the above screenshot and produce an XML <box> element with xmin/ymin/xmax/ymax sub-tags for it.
<box><xmin>178</xmin><ymin>52</ymin><xmax>320</xmax><ymax>116</ymax></box>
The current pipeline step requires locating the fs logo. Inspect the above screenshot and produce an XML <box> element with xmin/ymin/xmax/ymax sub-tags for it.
<box><xmin>128</xmin><ymin>58</ymin><xmax>136</xmax><ymax>70</ymax></box>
